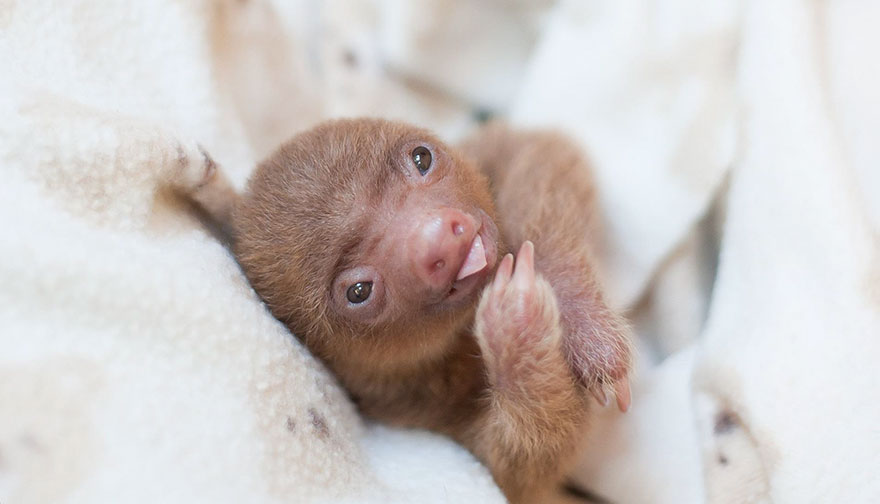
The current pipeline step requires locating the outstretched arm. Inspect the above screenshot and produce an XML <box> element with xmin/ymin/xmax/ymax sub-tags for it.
<box><xmin>460</xmin><ymin>124</ymin><xmax>632</xmax><ymax>411</ymax></box>
<box><xmin>467</xmin><ymin>242</ymin><xmax>590</xmax><ymax>503</ymax></box>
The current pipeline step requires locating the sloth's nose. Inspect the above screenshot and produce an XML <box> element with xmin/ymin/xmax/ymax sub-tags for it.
<box><xmin>408</xmin><ymin>207</ymin><xmax>478</xmax><ymax>290</ymax></box>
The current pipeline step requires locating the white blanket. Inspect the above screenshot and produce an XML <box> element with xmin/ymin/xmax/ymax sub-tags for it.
<box><xmin>1</xmin><ymin>1</ymin><xmax>877</xmax><ymax>503</ymax></box>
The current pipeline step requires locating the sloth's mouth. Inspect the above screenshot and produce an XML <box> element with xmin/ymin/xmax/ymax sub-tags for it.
<box><xmin>441</xmin><ymin>228</ymin><xmax>497</xmax><ymax>304</ymax></box>
<box><xmin>455</xmin><ymin>234</ymin><xmax>488</xmax><ymax>281</ymax></box>
<box><xmin>442</xmin><ymin>274</ymin><xmax>482</xmax><ymax>303</ymax></box>
<box><xmin>430</xmin><ymin>210</ymin><xmax>499</xmax><ymax>308</ymax></box>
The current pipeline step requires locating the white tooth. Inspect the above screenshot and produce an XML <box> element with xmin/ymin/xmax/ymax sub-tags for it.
<box><xmin>456</xmin><ymin>235</ymin><xmax>488</xmax><ymax>280</ymax></box>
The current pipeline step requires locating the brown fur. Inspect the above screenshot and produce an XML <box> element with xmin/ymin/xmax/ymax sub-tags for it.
<box><xmin>460</xmin><ymin>125</ymin><xmax>632</xmax><ymax>406</ymax></box>
<box><xmin>195</xmin><ymin>118</ymin><xmax>631</xmax><ymax>503</ymax></box>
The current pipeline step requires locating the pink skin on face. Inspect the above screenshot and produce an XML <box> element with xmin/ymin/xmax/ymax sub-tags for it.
<box><xmin>397</xmin><ymin>205</ymin><xmax>499</xmax><ymax>305</ymax></box>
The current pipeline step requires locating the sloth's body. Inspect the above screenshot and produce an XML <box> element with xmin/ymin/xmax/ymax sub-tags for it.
<box><xmin>204</xmin><ymin>119</ymin><xmax>630</xmax><ymax>502</ymax></box>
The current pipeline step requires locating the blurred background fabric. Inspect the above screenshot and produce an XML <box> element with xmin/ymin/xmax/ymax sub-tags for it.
<box><xmin>1</xmin><ymin>0</ymin><xmax>877</xmax><ymax>502</ymax></box>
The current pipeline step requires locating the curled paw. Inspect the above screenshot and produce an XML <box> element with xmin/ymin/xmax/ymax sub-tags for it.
<box><xmin>563</xmin><ymin>313</ymin><xmax>633</xmax><ymax>412</ymax></box>
<box><xmin>169</xmin><ymin>141</ymin><xmax>218</xmax><ymax>192</ymax></box>
<box><xmin>475</xmin><ymin>241</ymin><xmax>564</xmax><ymax>387</ymax></box>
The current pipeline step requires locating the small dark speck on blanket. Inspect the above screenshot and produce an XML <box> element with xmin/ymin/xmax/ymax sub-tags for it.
<box><xmin>713</xmin><ymin>409</ymin><xmax>739</xmax><ymax>435</ymax></box>
<box><xmin>19</xmin><ymin>433</ymin><xmax>44</xmax><ymax>452</ymax></box>
<box><xmin>286</xmin><ymin>416</ymin><xmax>296</xmax><ymax>433</ymax></box>
<box><xmin>343</xmin><ymin>49</ymin><xmax>358</xmax><ymax>68</ymax></box>
<box><xmin>308</xmin><ymin>408</ymin><xmax>330</xmax><ymax>439</ymax></box>
<box><xmin>176</xmin><ymin>144</ymin><xmax>187</xmax><ymax>170</ymax></box>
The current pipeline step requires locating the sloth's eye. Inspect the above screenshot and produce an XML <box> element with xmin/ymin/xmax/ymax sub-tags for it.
<box><xmin>412</xmin><ymin>146</ymin><xmax>432</xmax><ymax>175</ymax></box>
<box><xmin>346</xmin><ymin>281</ymin><xmax>372</xmax><ymax>303</ymax></box>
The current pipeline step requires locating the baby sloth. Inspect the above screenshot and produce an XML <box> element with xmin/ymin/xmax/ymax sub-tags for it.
<box><xmin>228</xmin><ymin>119</ymin><xmax>631</xmax><ymax>503</ymax></box>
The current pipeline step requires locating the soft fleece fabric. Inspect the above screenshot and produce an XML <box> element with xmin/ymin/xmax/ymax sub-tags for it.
<box><xmin>1</xmin><ymin>1</ymin><xmax>877</xmax><ymax>503</ymax></box>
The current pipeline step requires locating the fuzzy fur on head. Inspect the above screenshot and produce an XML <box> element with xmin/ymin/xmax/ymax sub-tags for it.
<box><xmin>233</xmin><ymin>118</ymin><xmax>499</xmax><ymax>371</ymax></box>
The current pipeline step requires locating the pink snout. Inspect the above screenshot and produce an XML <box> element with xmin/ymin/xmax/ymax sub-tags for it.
<box><xmin>407</xmin><ymin>208</ymin><xmax>478</xmax><ymax>290</ymax></box>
